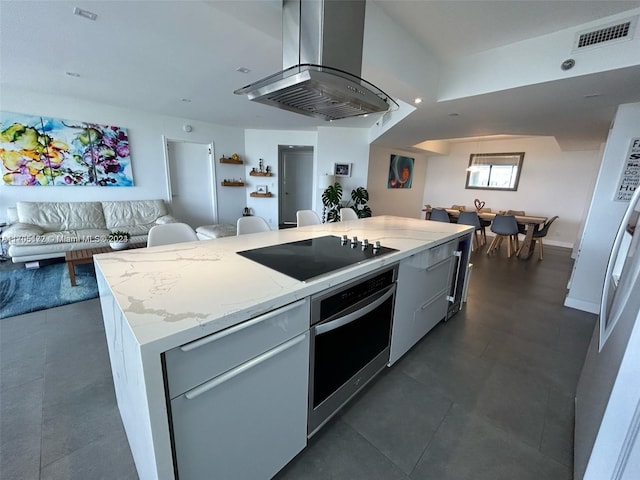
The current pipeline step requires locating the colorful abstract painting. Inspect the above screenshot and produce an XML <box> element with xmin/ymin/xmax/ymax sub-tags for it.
<box><xmin>0</xmin><ymin>111</ymin><xmax>134</xmax><ymax>186</ymax></box>
<box><xmin>387</xmin><ymin>154</ymin><xmax>414</xmax><ymax>189</ymax></box>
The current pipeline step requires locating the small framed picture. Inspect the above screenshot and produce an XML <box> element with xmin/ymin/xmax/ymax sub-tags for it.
<box><xmin>334</xmin><ymin>163</ymin><xmax>351</xmax><ymax>177</ymax></box>
<box><xmin>256</xmin><ymin>184</ymin><xmax>268</xmax><ymax>194</ymax></box>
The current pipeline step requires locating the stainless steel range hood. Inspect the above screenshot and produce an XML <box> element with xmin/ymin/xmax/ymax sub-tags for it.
<box><xmin>234</xmin><ymin>0</ymin><xmax>395</xmax><ymax>121</ymax></box>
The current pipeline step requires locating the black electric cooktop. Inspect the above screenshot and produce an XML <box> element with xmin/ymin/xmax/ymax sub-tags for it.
<box><xmin>237</xmin><ymin>235</ymin><xmax>397</xmax><ymax>282</ymax></box>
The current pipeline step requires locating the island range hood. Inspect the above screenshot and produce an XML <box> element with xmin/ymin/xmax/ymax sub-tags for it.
<box><xmin>234</xmin><ymin>0</ymin><xmax>396</xmax><ymax>121</ymax></box>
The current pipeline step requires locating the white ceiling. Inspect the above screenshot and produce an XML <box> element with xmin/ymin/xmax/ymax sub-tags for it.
<box><xmin>2</xmin><ymin>0</ymin><xmax>640</xmax><ymax>152</ymax></box>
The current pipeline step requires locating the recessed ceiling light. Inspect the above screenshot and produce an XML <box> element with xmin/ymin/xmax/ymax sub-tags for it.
<box><xmin>73</xmin><ymin>7</ymin><xmax>97</xmax><ymax>21</ymax></box>
<box><xmin>414</xmin><ymin>98</ymin><xmax>422</xmax><ymax>104</ymax></box>
<box><xmin>448</xmin><ymin>112</ymin><xmax>459</xmax><ymax>117</ymax></box>
<box><xmin>65</xmin><ymin>71</ymin><xmax>81</xmax><ymax>78</ymax></box>
<box><xmin>236</xmin><ymin>67</ymin><xmax>251</xmax><ymax>74</ymax></box>
<box><xmin>583</xmin><ymin>93</ymin><xmax>602</xmax><ymax>98</ymax></box>
<box><xmin>181</xmin><ymin>98</ymin><xmax>192</xmax><ymax>103</ymax></box>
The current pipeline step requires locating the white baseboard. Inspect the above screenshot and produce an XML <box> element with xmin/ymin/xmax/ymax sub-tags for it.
<box><xmin>564</xmin><ymin>295</ymin><xmax>599</xmax><ymax>314</ymax></box>
<box><xmin>483</xmin><ymin>233</ymin><xmax>573</xmax><ymax>249</ymax></box>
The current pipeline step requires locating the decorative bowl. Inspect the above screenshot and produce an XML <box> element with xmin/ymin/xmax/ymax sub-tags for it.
<box><xmin>109</xmin><ymin>241</ymin><xmax>129</xmax><ymax>251</ymax></box>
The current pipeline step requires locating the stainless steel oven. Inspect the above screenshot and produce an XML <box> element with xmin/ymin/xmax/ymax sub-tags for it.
<box><xmin>308</xmin><ymin>266</ymin><xmax>397</xmax><ymax>436</ymax></box>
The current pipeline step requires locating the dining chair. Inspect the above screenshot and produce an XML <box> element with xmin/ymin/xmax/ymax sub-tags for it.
<box><xmin>296</xmin><ymin>209</ymin><xmax>321</xmax><ymax>227</ymax></box>
<box><xmin>339</xmin><ymin>208</ymin><xmax>359</xmax><ymax>221</ymax></box>
<box><xmin>531</xmin><ymin>216</ymin><xmax>559</xmax><ymax>260</ymax></box>
<box><xmin>477</xmin><ymin>207</ymin><xmax>491</xmax><ymax>245</ymax></box>
<box><xmin>237</xmin><ymin>216</ymin><xmax>271</xmax><ymax>235</ymax></box>
<box><xmin>486</xmin><ymin>214</ymin><xmax>519</xmax><ymax>257</ymax></box>
<box><xmin>457</xmin><ymin>211</ymin><xmax>483</xmax><ymax>250</ymax></box>
<box><xmin>147</xmin><ymin>223</ymin><xmax>199</xmax><ymax>247</ymax></box>
<box><xmin>429</xmin><ymin>208</ymin><xmax>451</xmax><ymax>223</ymax></box>
<box><xmin>507</xmin><ymin>210</ymin><xmax>527</xmax><ymax>250</ymax></box>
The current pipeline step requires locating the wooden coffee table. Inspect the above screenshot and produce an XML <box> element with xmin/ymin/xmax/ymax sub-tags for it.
<box><xmin>65</xmin><ymin>243</ymin><xmax>146</xmax><ymax>286</ymax></box>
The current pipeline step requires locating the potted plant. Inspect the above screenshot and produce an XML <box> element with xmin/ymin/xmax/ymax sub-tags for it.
<box><xmin>108</xmin><ymin>230</ymin><xmax>131</xmax><ymax>250</ymax></box>
<box><xmin>350</xmin><ymin>186</ymin><xmax>372</xmax><ymax>218</ymax></box>
<box><xmin>321</xmin><ymin>182</ymin><xmax>343</xmax><ymax>223</ymax></box>
<box><xmin>321</xmin><ymin>183</ymin><xmax>372</xmax><ymax>222</ymax></box>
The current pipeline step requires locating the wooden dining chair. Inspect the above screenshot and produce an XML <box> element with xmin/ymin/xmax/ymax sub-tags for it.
<box><xmin>506</xmin><ymin>210</ymin><xmax>526</xmax><ymax>250</ymax></box>
<box><xmin>487</xmin><ymin>214</ymin><xmax>520</xmax><ymax>257</ymax></box>
<box><xmin>531</xmin><ymin>216</ymin><xmax>559</xmax><ymax>260</ymax></box>
<box><xmin>429</xmin><ymin>208</ymin><xmax>451</xmax><ymax>223</ymax></box>
<box><xmin>477</xmin><ymin>207</ymin><xmax>491</xmax><ymax>245</ymax></box>
<box><xmin>457</xmin><ymin>211</ymin><xmax>483</xmax><ymax>250</ymax></box>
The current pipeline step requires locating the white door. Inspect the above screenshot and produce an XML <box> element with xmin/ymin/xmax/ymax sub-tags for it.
<box><xmin>165</xmin><ymin>139</ymin><xmax>217</xmax><ymax>229</ymax></box>
<box><xmin>279</xmin><ymin>147</ymin><xmax>313</xmax><ymax>226</ymax></box>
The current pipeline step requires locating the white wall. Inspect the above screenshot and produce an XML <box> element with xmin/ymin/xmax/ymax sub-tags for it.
<box><xmin>316</xmin><ymin>126</ymin><xmax>371</xmax><ymax>213</ymax></box>
<box><xmin>0</xmin><ymin>87</ymin><xmax>246</xmax><ymax>225</ymax></box>
<box><xmin>565</xmin><ymin>102</ymin><xmax>640</xmax><ymax>313</ymax></box>
<box><xmin>244</xmin><ymin>129</ymin><xmax>318</xmax><ymax>228</ymax></box>
<box><xmin>244</xmin><ymin>127</ymin><xmax>373</xmax><ymax>227</ymax></box>
<box><xmin>368</xmin><ymin>146</ymin><xmax>429</xmax><ymax>219</ymax></box>
<box><xmin>441</xmin><ymin>8</ymin><xmax>640</xmax><ymax>101</ymax></box>
<box><xmin>421</xmin><ymin>136</ymin><xmax>602</xmax><ymax>247</ymax></box>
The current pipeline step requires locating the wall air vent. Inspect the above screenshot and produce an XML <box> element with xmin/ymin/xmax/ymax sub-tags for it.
<box><xmin>573</xmin><ymin>16</ymin><xmax>637</xmax><ymax>52</ymax></box>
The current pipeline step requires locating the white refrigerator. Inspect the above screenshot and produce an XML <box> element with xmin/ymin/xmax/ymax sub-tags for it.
<box><xmin>574</xmin><ymin>185</ymin><xmax>640</xmax><ymax>480</ymax></box>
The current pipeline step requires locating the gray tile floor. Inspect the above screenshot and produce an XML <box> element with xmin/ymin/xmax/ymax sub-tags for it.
<box><xmin>0</xmin><ymin>244</ymin><xmax>596</xmax><ymax>479</ymax></box>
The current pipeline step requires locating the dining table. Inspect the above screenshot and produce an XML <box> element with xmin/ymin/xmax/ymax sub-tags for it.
<box><xmin>423</xmin><ymin>207</ymin><xmax>548</xmax><ymax>260</ymax></box>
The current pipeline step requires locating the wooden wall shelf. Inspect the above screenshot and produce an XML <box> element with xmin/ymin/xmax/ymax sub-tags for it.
<box><xmin>221</xmin><ymin>181</ymin><xmax>245</xmax><ymax>187</ymax></box>
<box><xmin>250</xmin><ymin>192</ymin><xmax>273</xmax><ymax>198</ymax></box>
<box><xmin>220</xmin><ymin>157</ymin><xmax>243</xmax><ymax>165</ymax></box>
<box><xmin>249</xmin><ymin>171</ymin><xmax>272</xmax><ymax>177</ymax></box>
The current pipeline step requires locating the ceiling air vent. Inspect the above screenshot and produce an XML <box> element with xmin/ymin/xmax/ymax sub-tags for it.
<box><xmin>573</xmin><ymin>16</ymin><xmax>637</xmax><ymax>51</ymax></box>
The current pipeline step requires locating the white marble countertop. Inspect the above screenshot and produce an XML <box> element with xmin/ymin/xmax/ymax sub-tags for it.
<box><xmin>94</xmin><ymin>216</ymin><xmax>472</xmax><ymax>351</ymax></box>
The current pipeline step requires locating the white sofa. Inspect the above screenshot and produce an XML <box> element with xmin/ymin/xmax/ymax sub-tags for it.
<box><xmin>2</xmin><ymin>200</ymin><xmax>177</xmax><ymax>263</ymax></box>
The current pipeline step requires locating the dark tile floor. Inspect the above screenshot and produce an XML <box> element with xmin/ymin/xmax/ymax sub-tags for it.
<box><xmin>0</xmin><ymin>244</ymin><xmax>596</xmax><ymax>479</ymax></box>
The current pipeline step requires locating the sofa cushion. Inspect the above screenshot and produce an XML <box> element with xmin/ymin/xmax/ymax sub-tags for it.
<box><xmin>116</xmin><ymin>224</ymin><xmax>153</xmax><ymax>236</ymax></box>
<box><xmin>2</xmin><ymin>222</ymin><xmax>45</xmax><ymax>245</ymax></box>
<box><xmin>16</xmin><ymin>201</ymin><xmax>106</xmax><ymax>232</ymax></box>
<box><xmin>5</xmin><ymin>227</ymin><xmax>111</xmax><ymax>246</ymax></box>
<box><xmin>7</xmin><ymin>206</ymin><xmax>18</xmax><ymax>224</ymax></box>
<box><xmin>102</xmin><ymin>200</ymin><xmax>168</xmax><ymax>230</ymax></box>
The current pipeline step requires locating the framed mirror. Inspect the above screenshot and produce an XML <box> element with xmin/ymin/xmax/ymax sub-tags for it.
<box><xmin>465</xmin><ymin>152</ymin><xmax>524</xmax><ymax>191</ymax></box>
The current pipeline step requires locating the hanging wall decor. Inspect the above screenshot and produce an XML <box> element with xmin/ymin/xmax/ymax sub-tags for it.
<box><xmin>387</xmin><ymin>154</ymin><xmax>414</xmax><ymax>189</ymax></box>
<box><xmin>0</xmin><ymin>111</ymin><xmax>134</xmax><ymax>186</ymax></box>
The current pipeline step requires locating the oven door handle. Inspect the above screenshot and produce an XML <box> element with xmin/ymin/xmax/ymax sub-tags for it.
<box><xmin>314</xmin><ymin>284</ymin><xmax>396</xmax><ymax>335</ymax></box>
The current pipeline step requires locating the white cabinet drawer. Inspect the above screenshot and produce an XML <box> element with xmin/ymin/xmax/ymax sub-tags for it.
<box><xmin>424</xmin><ymin>257</ymin><xmax>454</xmax><ymax>301</ymax></box>
<box><xmin>411</xmin><ymin>239</ymin><xmax>458</xmax><ymax>269</ymax></box>
<box><xmin>413</xmin><ymin>290</ymin><xmax>449</xmax><ymax>342</ymax></box>
<box><xmin>401</xmin><ymin>253</ymin><xmax>454</xmax><ymax>303</ymax></box>
<box><xmin>171</xmin><ymin>332</ymin><xmax>309</xmax><ymax>480</ymax></box>
<box><xmin>164</xmin><ymin>298</ymin><xmax>309</xmax><ymax>398</ymax></box>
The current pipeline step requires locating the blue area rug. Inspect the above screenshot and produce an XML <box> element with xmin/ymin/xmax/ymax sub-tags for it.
<box><xmin>0</xmin><ymin>262</ymin><xmax>99</xmax><ymax>319</ymax></box>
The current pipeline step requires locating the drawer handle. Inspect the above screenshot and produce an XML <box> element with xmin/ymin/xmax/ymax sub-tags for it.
<box><xmin>421</xmin><ymin>288</ymin><xmax>448</xmax><ymax>309</ymax></box>
<box><xmin>315</xmin><ymin>284</ymin><xmax>395</xmax><ymax>335</ymax></box>
<box><xmin>183</xmin><ymin>334</ymin><xmax>306</xmax><ymax>400</ymax></box>
<box><xmin>426</xmin><ymin>256</ymin><xmax>452</xmax><ymax>272</ymax></box>
<box><xmin>180</xmin><ymin>299</ymin><xmax>306</xmax><ymax>352</ymax></box>
<box><xmin>447</xmin><ymin>250</ymin><xmax>463</xmax><ymax>303</ymax></box>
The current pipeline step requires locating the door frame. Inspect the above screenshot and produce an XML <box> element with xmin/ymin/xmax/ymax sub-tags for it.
<box><xmin>278</xmin><ymin>145</ymin><xmax>314</xmax><ymax>227</ymax></box>
<box><xmin>162</xmin><ymin>136</ymin><xmax>218</xmax><ymax>224</ymax></box>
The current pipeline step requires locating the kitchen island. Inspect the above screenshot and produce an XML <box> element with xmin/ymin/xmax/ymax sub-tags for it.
<box><xmin>95</xmin><ymin>216</ymin><xmax>473</xmax><ymax>480</ymax></box>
